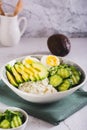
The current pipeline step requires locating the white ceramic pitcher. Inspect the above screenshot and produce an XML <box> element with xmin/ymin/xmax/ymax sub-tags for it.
<box><xmin>0</xmin><ymin>14</ymin><xmax>27</xmax><ymax>46</ymax></box>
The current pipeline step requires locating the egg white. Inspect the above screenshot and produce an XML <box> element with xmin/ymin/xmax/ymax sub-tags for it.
<box><xmin>22</xmin><ymin>56</ymin><xmax>39</xmax><ymax>66</ymax></box>
<box><xmin>41</xmin><ymin>55</ymin><xmax>60</xmax><ymax>67</ymax></box>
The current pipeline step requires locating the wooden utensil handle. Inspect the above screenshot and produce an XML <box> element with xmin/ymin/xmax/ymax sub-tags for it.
<box><xmin>14</xmin><ymin>0</ymin><xmax>23</xmax><ymax>16</ymax></box>
<box><xmin>0</xmin><ymin>1</ymin><xmax>5</xmax><ymax>15</ymax></box>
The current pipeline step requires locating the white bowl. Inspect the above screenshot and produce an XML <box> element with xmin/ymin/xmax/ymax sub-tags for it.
<box><xmin>0</xmin><ymin>107</ymin><xmax>28</xmax><ymax>130</ymax></box>
<box><xmin>0</xmin><ymin>55</ymin><xmax>87</xmax><ymax>103</ymax></box>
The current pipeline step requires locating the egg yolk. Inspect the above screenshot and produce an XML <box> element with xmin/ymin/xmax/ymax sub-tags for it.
<box><xmin>24</xmin><ymin>59</ymin><xmax>34</xmax><ymax>64</ymax></box>
<box><xmin>46</xmin><ymin>56</ymin><xmax>59</xmax><ymax>66</ymax></box>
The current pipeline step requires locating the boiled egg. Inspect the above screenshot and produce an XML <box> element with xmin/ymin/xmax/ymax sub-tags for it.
<box><xmin>41</xmin><ymin>55</ymin><xmax>60</xmax><ymax>67</ymax></box>
<box><xmin>22</xmin><ymin>56</ymin><xmax>39</xmax><ymax>67</ymax></box>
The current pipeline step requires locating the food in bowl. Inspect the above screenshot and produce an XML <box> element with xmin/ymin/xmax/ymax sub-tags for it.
<box><xmin>5</xmin><ymin>55</ymin><xmax>82</xmax><ymax>94</ymax></box>
<box><xmin>1</xmin><ymin>55</ymin><xmax>86</xmax><ymax>103</ymax></box>
<box><xmin>41</xmin><ymin>55</ymin><xmax>60</xmax><ymax>67</ymax></box>
<box><xmin>19</xmin><ymin>78</ymin><xmax>57</xmax><ymax>94</ymax></box>
<box><xmin>0</xmin><ymin>107</ymin><xmax>28</xmax><ymax>129</ymax></box>
<box><xmin>0</xmin><ymin>110</ymin><xmax>23</xmax><ymax>128</ymax></box>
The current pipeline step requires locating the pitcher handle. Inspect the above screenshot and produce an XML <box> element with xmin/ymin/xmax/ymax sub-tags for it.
<box><xmin>18</xmin><ymin>17</ymin><xmax>27</xmax><ymax>36</ymax></box>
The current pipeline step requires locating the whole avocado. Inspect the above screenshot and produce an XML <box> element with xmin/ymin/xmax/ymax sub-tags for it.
<box><xmin>47</xmin><ymin>34</ymin><xmax>71</xmax><ymax>57</ymax></box>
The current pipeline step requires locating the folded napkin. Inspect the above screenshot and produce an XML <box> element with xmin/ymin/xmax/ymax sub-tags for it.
<box><xmin>0</xmin><ymin>80</ymin><xmax>87</xmax><ymax>125</ymax></box>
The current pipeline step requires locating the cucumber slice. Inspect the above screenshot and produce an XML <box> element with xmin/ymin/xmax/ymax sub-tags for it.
<box><xmin>58</xmin><ymin>79</ymin><xmax>71</xmax><ymax>91</ymax></box>
<box><xmin>70</xmin><ymin>74</ymin><xmax>80</xmax><ymax>85</ymax></box>
<box><xmin>0</xmin><ymin>119</ymin><xmax>10</xmax><ymax>128</ymax></box>
<box><xmin>49</xmin><ymin>75</ymin><xmax>63</xmax><ymax>87</ymax></box>
<box><xmin>57</xmin><ymin>68</ymin><xmax>71</xmax><ymax>78</ymax></box>
<box><xmin>11</xmin><ymin>116</ymin><xmax>22</xmax><ymax>128</ymax></box>
<box><xmin>70</xmin><ymin>67</ymin><xmax>81</xmax><ymax>85</ymax></box>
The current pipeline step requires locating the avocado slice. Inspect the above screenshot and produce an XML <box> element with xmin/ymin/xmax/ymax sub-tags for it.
<box><xmin>19</xmin><ymin>64</ymin><xmax>36</xmax><ymax>81</ymax></box>
<box><xmin>11</xmin><ymin>67</ymin><xmax>23</xmax><ymax>84</ymax></box>
<box><xmin>32</xmin><ymin>62</ymin><xmax>48</xmax><ymax>79</ymax></box>
<box><xmin>6</xmin><ymin>71</ymin><xmax>18</xmax><ymax>87</ymax></box>
<box><xmin>27</xmin><ymin>66</ymin><xmax>40</xmax><ymax>80</ymax></box>
<box><xmin>14</xmin><ymin>64</ymin><xmax>30</xmax><ymax>82</ymax></box>
<box><xmin>24</xmin><ymin>63</ymin><xmax>40</xmax><ymax>80</ymax></box>
<box><xmin>5</xmin><ymin>64</ymin><xmax>12</xmax><ymax>72</ymax></box>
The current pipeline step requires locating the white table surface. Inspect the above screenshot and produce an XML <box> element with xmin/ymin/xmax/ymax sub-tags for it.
<box><xmin>0</xmin><ymin>38</ymin><xmax>87</xmax><ymax>130</ymax></box>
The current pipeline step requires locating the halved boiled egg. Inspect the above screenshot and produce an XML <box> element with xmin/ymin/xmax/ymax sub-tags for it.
<box><xmin>22</xmin><ymin>56</ymin><xmax>39</xmax><ymax>67</ymax></box>
<box><xmin>41</xmin><ymin>55</ymin><xmax>60</xmax><ymax>67</ymax></box>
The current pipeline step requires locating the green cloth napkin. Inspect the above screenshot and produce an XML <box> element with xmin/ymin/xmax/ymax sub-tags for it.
<box><xmin>0</xmin><ymin>80</ymin><xmax>87</xmax><ymax>125</ymax></box>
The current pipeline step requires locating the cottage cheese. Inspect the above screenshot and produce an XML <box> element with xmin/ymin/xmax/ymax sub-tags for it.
<box><xmin>19</xmin><ymin>78</ymin><xmax>57</xmax><ymax>95</ymax></box>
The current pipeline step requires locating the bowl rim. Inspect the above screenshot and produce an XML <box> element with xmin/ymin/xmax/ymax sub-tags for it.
<box><xmin>0</xmin><ymin>55</ymin><xmax>87</xmax><ymax>97</ymax></box>
<box><xmin>0</xmin><ymin>106</ymin><xmax>28</xmax><ymax>130</ymax></box>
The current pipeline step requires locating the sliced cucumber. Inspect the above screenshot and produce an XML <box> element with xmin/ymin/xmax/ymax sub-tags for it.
<box><xmin>57</xmin><ymin>68</ymin><xmax>71</xmax><ymax>79</ymax></box>
<box><xmin>58</xmin><ymin>79</ymin><xmax>71</xmax><ymax>91</ymax></box>
<box><xmin>70</xmin><ymin>74</ymin><xmax>80</xmax><ymax>85</ymax></box>
<box><xmin>70</xmin><ymin>66</ymin><xmax>81</xmax><ymax>85</ymax></box>
<box><xmin>0</xmin><ymin>119</ymin><xmax>10</xmax><ymax>128</ymax></box>
<box><xmin>49</xmin><ymin>75</ymin><xmax>63</xmax><ymax>87</ymax></box>
<box><xmin>11</xmin><ymin>116</ymin><xmax>22</xmax><ymax>128</ymax></box>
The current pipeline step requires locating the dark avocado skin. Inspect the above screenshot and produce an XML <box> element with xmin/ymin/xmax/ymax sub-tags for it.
<box><xmin>47</xmin><ymin>34</ymin><xmax>71</xmax><ymax>57</ymax></box>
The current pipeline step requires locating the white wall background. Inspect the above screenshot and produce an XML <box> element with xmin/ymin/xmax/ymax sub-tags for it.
<box><xmin>2</xmin><ymin>0</ymin><xmax>87</xmax><ymax>37</ymax></box>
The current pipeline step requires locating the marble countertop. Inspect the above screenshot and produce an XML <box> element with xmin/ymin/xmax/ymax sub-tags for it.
<box><xmin>0</xmin><ymin>38</ymin><xmax>87</xmax><ymax>130</ymax></box>
<box><xmin>3</xmin><ymin>0</ymin><xmax>87</xmax><ymax>38</ymax></box>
